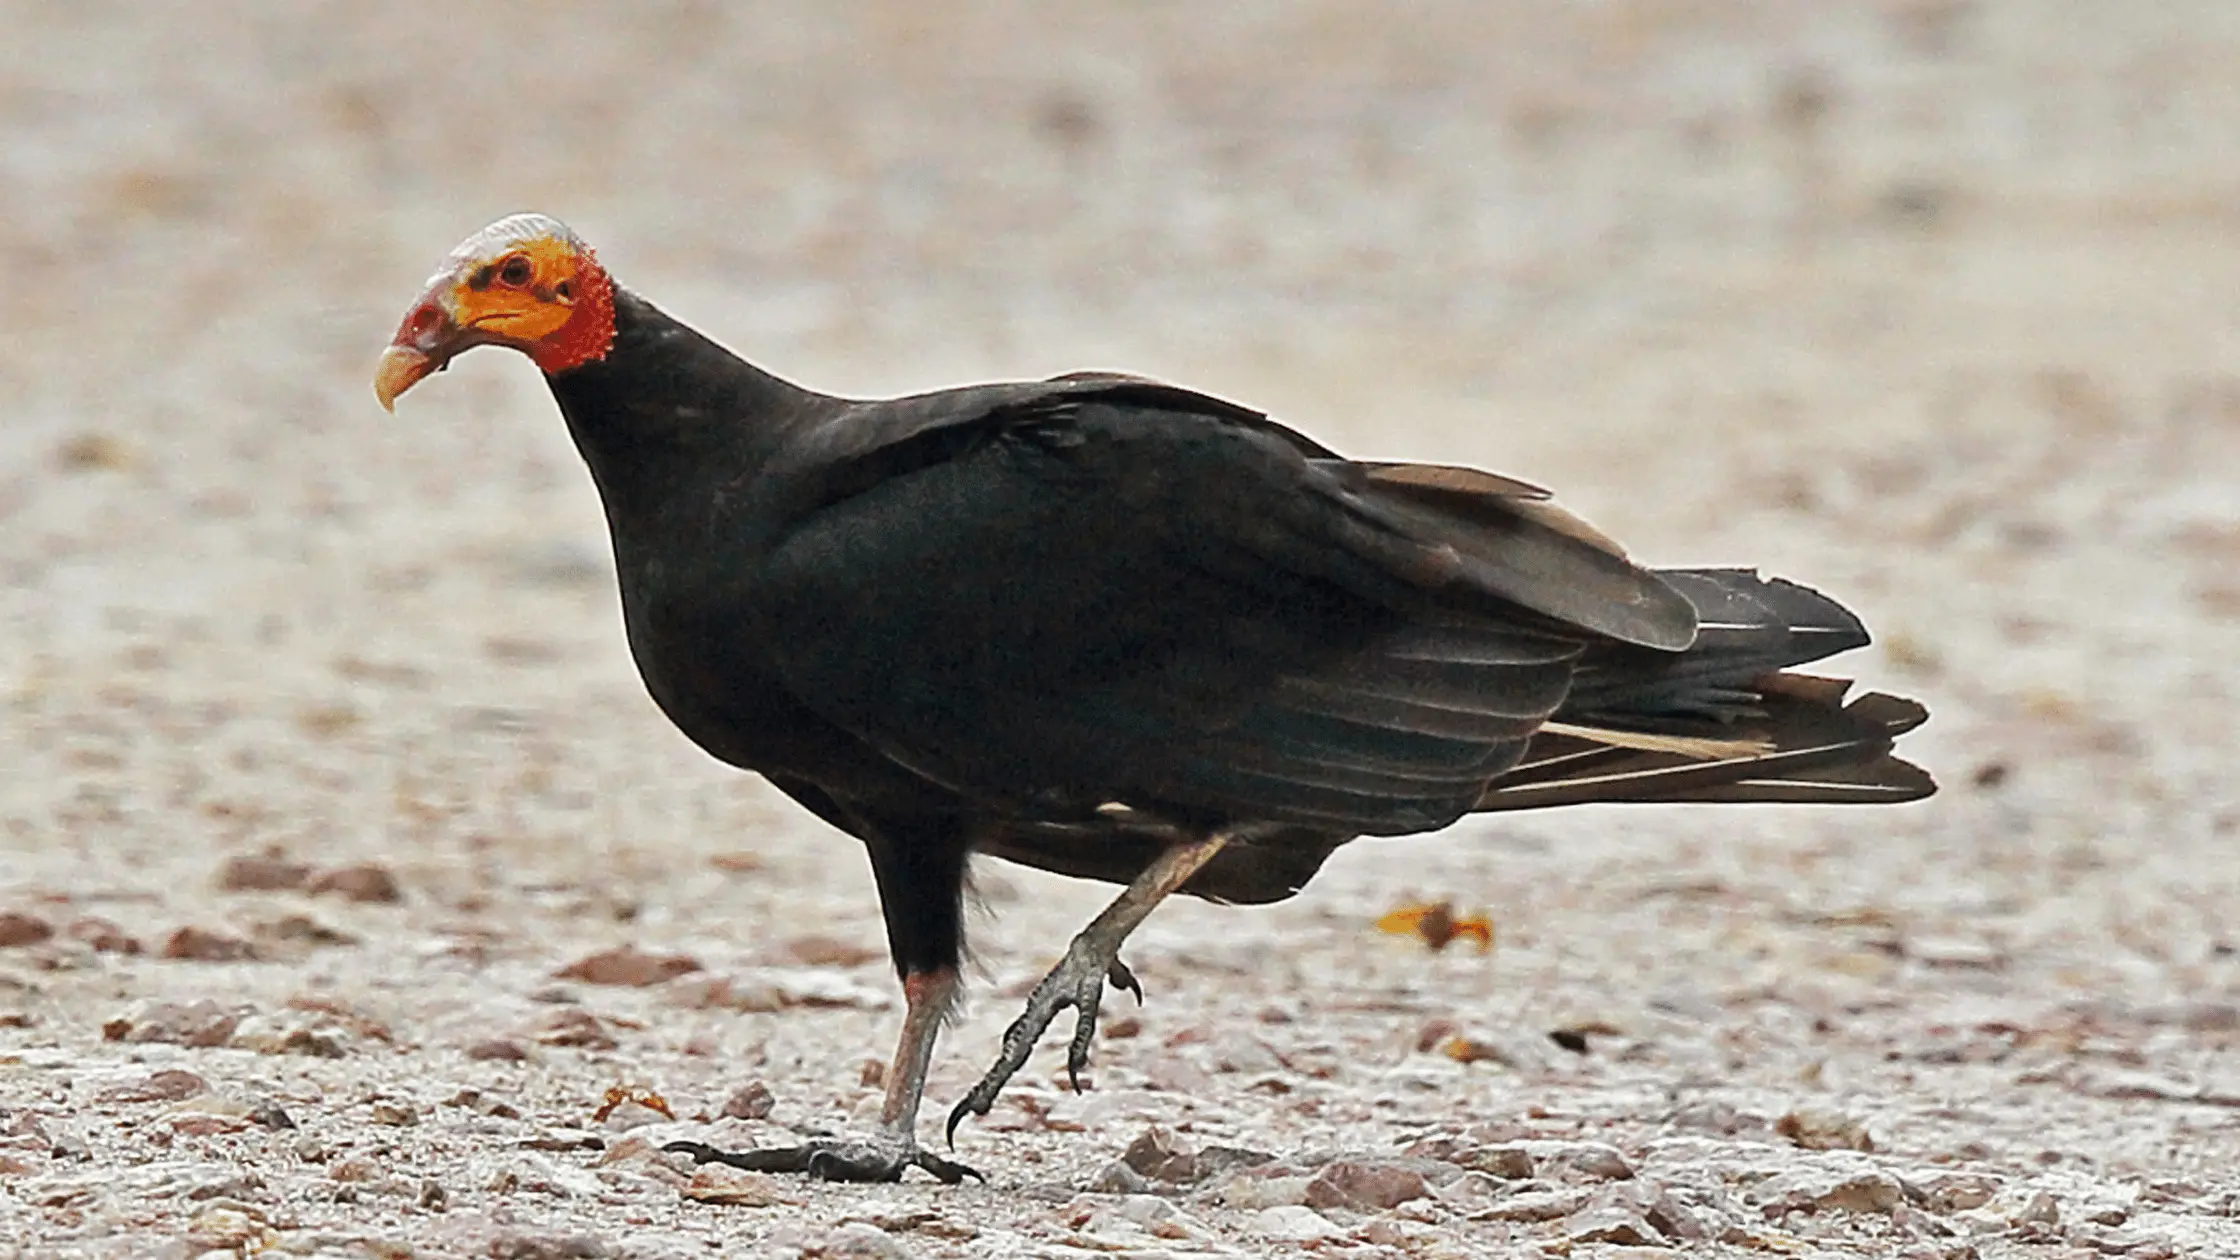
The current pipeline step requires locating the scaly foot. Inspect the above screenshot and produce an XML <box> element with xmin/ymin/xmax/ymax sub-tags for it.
<box><xmin>947</xmin><ymin>831</ymin><xmax>1228</xmax><ymax>1146</ymax></box>
<box><xmin>664</xmin><ymin>1135</ymin><xmax>981</xmax><ymax>1185</ymax></box>
<box><xmin>946</xmin><ymin>941</ymin><xmax>1143</xmax><ymax>1143</ymax></box>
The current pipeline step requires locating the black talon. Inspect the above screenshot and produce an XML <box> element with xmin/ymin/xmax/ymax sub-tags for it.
<box><xmin>1106</xmin><ymin>957</ymin><xmax>1143</xmax><ymax>1004</ymax></box>
<box><xmin>664</xmin><ymin>1139</ymin><xmax>723</xmax><ymax>1164</ymax></box>
<box><xmin>945</xmin><ymin>1098</ymin><xmax>975</xmax><ymax>1149</ymax></box>
<box><xmin>913</xmin><ymin>1149</ymin><xmax>984</xmax><ymax>1185</ymax></box>
<box><xmin>951</xmin><ymin>939</ymin><xmax>1122</xmax><ymax>1126</ymax></box>
<box><xmin>1066</xmin><ymin>1000</ymin><xmax>1100</xmax><ymax>1092</ymax></box>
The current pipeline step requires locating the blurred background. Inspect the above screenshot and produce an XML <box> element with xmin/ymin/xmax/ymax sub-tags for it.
<box><xmin>3</xmin><ymin>1</ymin><xmax>2237</xmax><ymax>1251</ymax></box>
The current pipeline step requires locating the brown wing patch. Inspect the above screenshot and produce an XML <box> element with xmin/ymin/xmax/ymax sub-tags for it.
<box><xmin>1044</xmin><ymin>370</ymin><xmax>1172</xmax><ymax>387</ymax></box>
<box><xmin>1503</xmin><ymin>499</ymin><xmax>1631</xmax><ymax>560</ymax></box>
<box><xmin>1359</xmin><ymin>461</ymin><xmax>1552</xmax><ymax>500</ymax></box>
<box><xmin>1753</xmin><ymin>671</ymin><xmax>1855</xmax><ymax>707</ymax></box>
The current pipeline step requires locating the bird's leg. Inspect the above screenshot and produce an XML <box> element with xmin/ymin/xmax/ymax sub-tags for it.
<box><xmin>666</xmin><ymin>966</ymin><xmax>981</xmax><ymax>1184</ymax></box>
<box><xmin>947</xmin><ymin>831</ymin><xmax>1229</xmax><ymax>1143</ymax></box>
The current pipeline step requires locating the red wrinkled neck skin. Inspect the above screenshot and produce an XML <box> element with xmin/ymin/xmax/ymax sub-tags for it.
<box><xmin>530</xmin><ymin>249</ymin><xmax>616</xmax><ymax>374</ymax></box>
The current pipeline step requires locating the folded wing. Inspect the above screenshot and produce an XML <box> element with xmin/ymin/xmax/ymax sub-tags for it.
<box><xmin>756</xmin><ymin>382</ymin><xmax>1703</xmax><ymax>834</ymax></box>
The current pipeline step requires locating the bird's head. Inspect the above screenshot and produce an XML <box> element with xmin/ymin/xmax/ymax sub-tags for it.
<box><xmin>374</xmin><ymin>213</ymin><xmax>616</xmax><ymax>411</ymax></box>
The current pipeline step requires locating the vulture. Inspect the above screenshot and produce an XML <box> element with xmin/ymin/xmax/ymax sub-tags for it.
<box><xmin>376</xmin><ymin>214</ymin><xmax>1933</xmax><ymax>1183</ymax></box>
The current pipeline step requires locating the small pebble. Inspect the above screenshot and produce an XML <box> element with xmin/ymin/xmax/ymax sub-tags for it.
<box><xmin>0</xmin><ymin>911</ymin><xmax>55</xmax><ymax>948</ymax></box>
<box><xmin>720</xmin><ymin>1081</ymin><xmax>775</xmax><ymax>1120</ymax></box>
<box><xmin>309</xmin><ymin>863</ymin><xmax>404</xmax><ymax>904</ymax></box>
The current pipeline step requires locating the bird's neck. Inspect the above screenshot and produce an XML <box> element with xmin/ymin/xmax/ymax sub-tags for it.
<box><xmin>543</xmin><ymin>288</ymin><xmax>821</xmax><ymax>519</ymax></box>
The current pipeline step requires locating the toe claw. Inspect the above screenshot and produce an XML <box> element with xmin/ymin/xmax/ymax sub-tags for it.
<box><xmin>915</xmin><ymin>1149</ymin><xmax>984</xmax><ymax>1184</ymax></box>
<box><xmin>955</xmin><ymin>941</ymin><xmax>1131</xmax><ymax>1129</ymax></box>
<box><xmin>946</xmin><ymin>1085</ymin><xmax>997</xmax><ymax>1148</ymax></box>
<box><xmin>1066</xmin><ymin>1000</ymin><xmax>1100</xmax><ymax>1093</ymax></box>
<box><xmin>1106</xmin><ymin>957</ymin><xmax>1143</xmax><ymax>1005</ymax></box>
<box><xmin>663</xmin><ymin>1139</ymin><xmax>810</xmax><ymax>1175</ymax></box>
<box><xmin>663</xmin><ymin>1139</ymin><xmax>718</xmax><ymax>1164</ymax></box>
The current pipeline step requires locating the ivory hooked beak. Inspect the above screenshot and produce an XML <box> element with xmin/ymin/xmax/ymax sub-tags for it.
<box><xmin>374</xmin><ymin>278</ymin><xmax>467</xmax><ymax>412</ymax></box>
<box><xmin>374</xmin><ymin>344</ymin><xmax>434</xmax><ymax>413</ymax></box>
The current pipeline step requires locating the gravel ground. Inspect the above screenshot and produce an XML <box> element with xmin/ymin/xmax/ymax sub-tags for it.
<box><xmin>4</xmin><ymin>3</ymin><xmax>2239</xmax><ymax>1257</ymax></box>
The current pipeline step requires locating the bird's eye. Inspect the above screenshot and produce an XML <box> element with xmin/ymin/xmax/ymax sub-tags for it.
<box><xmin>497</xmin><ymin>255</ymin><xmax>534</xmax><ymax>287</ymax></box>
<box><xmin>554</xmin><ymin>279</ymin><xmax>574</xmax><ymax>301</ymax></box>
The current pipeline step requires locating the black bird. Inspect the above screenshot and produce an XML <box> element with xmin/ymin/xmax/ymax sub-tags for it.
<box><xmin>376</xmin><ymin>214</ymin><xmax>1933</xmax><ymax>1183</ymax></box>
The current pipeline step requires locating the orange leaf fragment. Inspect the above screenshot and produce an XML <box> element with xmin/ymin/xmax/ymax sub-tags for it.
<box><xmin>1441</xmin><ymin>1036</ymin><xmax>1507</xmax><ymax>1065</ymax></box>
<box><xmin>1374</xmin><ymin>900</ymin><xmax>1494</xmax><ymax>953</ymax></box>
<box><xmin>593</xmin><ymin>1085</ymin><xmax>676</xmax><ymax>1123</ymax></box>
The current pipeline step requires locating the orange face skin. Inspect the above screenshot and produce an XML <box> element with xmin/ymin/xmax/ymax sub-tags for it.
<box><xmin>375</xmin><ymin>214</ymin><xmax>615</xmax><ymax>411</ymax></box>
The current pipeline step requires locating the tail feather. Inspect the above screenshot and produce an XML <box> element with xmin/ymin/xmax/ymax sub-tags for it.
<box><xmin>1560</xmin><ymin>569</ymin><xmax>1870</xmax><ymax>719</ymax></box>
<box><xmin>1478</xmin><ymin>678</ymin><xmax>1934</xmax><ymax>810</ymax></box>
<box><xmin>1640</xmin><ymin>751</ymin><xmax>1937</xmax><ymax>805</ymax></box>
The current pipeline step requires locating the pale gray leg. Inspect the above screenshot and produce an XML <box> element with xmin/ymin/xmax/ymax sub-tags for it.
<box><xmin>946</xmin><ymin>832</ymin><xmax>1229</xmax><ymax>1144</ymax></box>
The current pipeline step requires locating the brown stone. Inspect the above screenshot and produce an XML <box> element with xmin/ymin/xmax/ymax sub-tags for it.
<box><xmin>720</xmin><ymin>1082</ymin><xmax>775</xmax><ymax>1120</ymax></box>
<box><xmin>1529</xmin><ymin>1140</ymin><xmax>1635</xmax><ymax>1183</ymax></box>
<box><xmin>308</xmin><ymin>863</ymin><xmax>403</xmax><ymax>903</ymax></box>
<box><xmin>95</xmin><ymin>1069</ymin><xmax>209</xmax><ymax>1104</ymax></box>
<box><xmin>0</xmin><ymin>911</ymin><xmax>54</xmax><ymax>948</ymax></box>
<box><xmin>216</xmin><ymin>854</ymin><xmax>311</xmax><ymax>892</ymax></box>
<box><xmin>466</xmin><ymin>1038</ymin><xmax>532</xmax><ymax>1062</ymax></box>
<box><xmin>1121</xmin><ymin>1126</ymin><xmax>1198</xmax><ymax>1183</ymax></box>
<box><xmin>682</xmin><ymin>1164</ymin><xmax>783</xmax><ymax>1207</ymax></box>
<box><xmin>162</xmin><ymin>926</ymin><xmax>258</xmax><ymax>962</ymax></box>
<box><xmin>1777</xmin><ymin>1107</ymin><xmax>1876</xmax><ymax>1152</ymax></box>
<box><xmin>554</xmin><ymin>945</ymin><xmax>702</xmax><ymax>987</ymax></box>
<box><xmin>1757</xmin><ymin>1163</ymin><xmax>1905</xmax><ymax>1216</ymax></box>
<box><xmin>1403</xmin><ymin>1137</ymin><xmax>1536</xmax><ymax>1180</ymax></box>
<box><xmin>1303</xmin><ymin>1160</ymin><xmax>1431</xmax><ymax>1211</ymax></box>
<box><xmin>172</xmin><ymin>1113</ymin><xmax>251</xmax><ymax>1137</ymax></box>
<box><xmin>65</xmin><ymin>916</ymin><xmax>142</xmax><ymax>954</ymax></box>
<box><xmin>1473</xmin><ymin>1188</ymin><xmax>1591</xmax><ymax>1222</ymax></box>
<box><xmin>1563</xmin><ymin>1200</ymin><xmax>1659</xmax><ymax>1246</ymax></box>
<box><xmin>102</xmin><ymin>999</ymin><xmax>246</xmax><ymax>1047</ymax></box>
<box><xmin>258</xmin><ymin>914</ymin><xmax>356</xmax><ymax>947</ymax></box>
<box><xmin>534</xmin><ymin>1009</ymin><xmax>618</xmax><ymax>1050</ymax></box>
